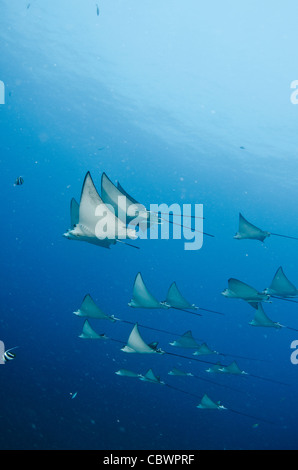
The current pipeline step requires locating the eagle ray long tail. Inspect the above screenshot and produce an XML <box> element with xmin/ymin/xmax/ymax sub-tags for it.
<box><xmin>166</xmin><ymin>352</ymin><xmax>288</xmax><ymax>384</ymax></box>
<box><xmin>228</xmin><ymin>408</ymin><xmax>275</xmax><ymax>425</ymax></box>
<box><xmin>170</xmin><ymin>306</ymin><xmax>202</xmax><ymax>317</ymax></box>
<box><xmin>166</xmin><ymin>385</ymin><xmax>275</xmax><ymax>425</ymax></box>
<box><xmin>117</xmin><ymin>319</ymin><xmax>269</xmax><ymax>362</ymax></box>
<box><xmin>148</xmin><ymin>211</ymin><xmax>204</xmax><ymax>220</ymax></box>
<box><xmin>118</xmin><ymin>319</ymin><xmax>203</xmax><ymax>342</ymax></box>
<box><xmin>164</xmin><ymin>383</ymin><xmax>200</xmax><ymax>399</ymax></box>
<box><xmin>270</xmin><ymin>232</ymin><xmax>298</xmax><ymax>241</ymax></box>
<box><xmin>160</xmin><ymin>217</ymin><xmax>214</xmax><ymax>238</ymax></box>
<box><xmin>218</xmin><ymin>352</ymin><xmax>272</xmax><ymax>363</ymax></box>
<box><xmin>196</xmin><ymin>307</ymin><xmax>225</xmax><ymax>316</ymax></box>
<box><xmin>116</xmin><ymin>239</ymin><xmax>140</xmax><ymax>249</ymax></box>
<box><xmin>285</xmin><ymin>326</ymin><xmax>298</xmax><ymax>332</ymax></box>
<box><xmin>192</xmin><ymin>374</ymin><xmax>243</xmax><ymax>393</ymax></box>
<box><xmin>248</xmin><ymin>373</ymin><xmax>290</xmax><ymax>386</ymax></box>
<box><xmin>271</xmin><ymin>295</ymin><xmax>298</xmax><ymax>304</ymax></box>
<box><xmin>109</xmin><ymin>339</ymin><xmax>282</xmax><ymax>380</ymax></box>
<box><xmin>171</xmin><ymin>306</ymin><xmax>225</xmax><ymax>316</ymax></box>
<box><xmin>165</xmin><ymin>350</ymin><xmax>226</xmax><ymax>367</ymax></box>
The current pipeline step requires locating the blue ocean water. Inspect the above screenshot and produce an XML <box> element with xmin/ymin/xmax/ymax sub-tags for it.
<box><xmin>1</xmin><ymin>0</ymin><xmax>298</xmax><ymax>450</ymax></box>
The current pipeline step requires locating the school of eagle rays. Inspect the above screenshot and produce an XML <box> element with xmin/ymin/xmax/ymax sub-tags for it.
<box><xmin>63</xmin><ymin>170</ymin><xmax>298</xmax><ymax>425</ymax></box>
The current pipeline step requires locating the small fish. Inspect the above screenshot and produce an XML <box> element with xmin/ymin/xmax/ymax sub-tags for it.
<box><xmin>2</xmin><ymin>347</ymin><xmax>18</xmax><ymax>363</ymax></box>
<box><xmin>70</xmin><ymin>391</ymin><xmax>78</xmax><ymax>399</ymax></box>
<box><xmin>14</xmin><ymin>176</ymin><xmax>24</xmax><ymax>186</ymax></box>
<box><xmin>27</xmin><ymin>3</ymin><xmax>31</xmax><ymax>9</ymax></box>
<box><xmin>96</xmin><ymin>4</ymin><xmax>99</xmax><ymax>16</ymax></box>
<box><xmin>252</xmin><ymin>423</ymin><xmax>259</xmax><ymax>429</ymax></box>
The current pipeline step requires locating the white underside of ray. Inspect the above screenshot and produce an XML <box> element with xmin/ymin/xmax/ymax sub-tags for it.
<box><xmin>197</xmin><ymin>394</ymin><xmax>226</xmax><ymax>410</ymax></box>
<box><xmin>169</xmin><ymin>331</ymin><xmax>201</xmax><ymax>349</ymax></box>
<box><xmin>101</xmin><ymin>172</ymin><xmax>138</xmax><ymax>223</ymax></box>
<box><xmin>121</xmin><ymin>324</ymin><xmax>162</xmax><ymax>354</ymax></box>
<box><xmin>234</xmin><ymin>213</ymin><xmax>270</xmax><ymax>242</ymax></box>
<box><xmin>101</xmin><ymin>173</ymin><xmax>157</xmax><ymax>233</ymax></box>
<box><xmin>206</xmin><ymin>363</ymin><xmax>225</xmax><ymax>374</ymax></box>
<box><xmin>168</xmin><ymin>368</ymin><xmax>193</xmax><ymax>377</ymax></box>
<box><xmin>64</xmin><ymin>178</ymin><xmax>114</xmax><ymax>247</ymax></box>
<box><xmin>128</xmin><ymin>273</ymin><xmax>165</xmax><ymax>309</ymax></box>
<box><xmin>222</xmin><ymin>278</ymin><xmax>270</xmax><ymax>303</ymax></box>
<box><xmin>74</xmin><ymin>294</ymin><xmax>116</xmax><ymax>322</ymax></box>
<box><xmin>117</xmin><ymin>180</ymin><xmax>160</xmax><ymax>230</ymax></box>
<box><xmin>115</xmin><ymin>369</ymin><xmax>142</xmax><ymax>378</ymax></box>
<box><xmin>265</xmin><ymin>267</ymin><xmax>298</xmax><ymax>298</ymax></box>
<box><xmin>219</xmin><ymin>361</ymin><xmax>247</xmax><ymax>375</ymax></box>
<box><xmin>140</xmin><ymin>368</ymin><xmax>164</xmax><ymax>384</ymax></box>
<box><xmin>70</xmin><ymin>198</ymin><xmax>79</xmax><ymax>228</ymax></box>
<box><xmin>79</xmin><ymin>172</ymin><xmax>106</xmax><ymax>236</ymax></box>
<box><xmin>65</xmin><ymin>224</ymin><xmax>115</xmax><ymax>247</ymax></box>
<box><xmin>193</xmin><ymin>343</ymin><xmax>217</xmax><ymax>356</ymax></box>
<box><xmin>165</xmin><ymin>282</ymin><xmax>196</xmax><ymax>310</ymax></box>
<box><xmin>249</xmin><ymin>304</ymin><xmax>283</xmax><ymax>329</ymax></box>
<box><xmin>79</xmin><ymin>320</ymin><xmax>107</xmax><ymax>339</ymax></box>
<box><xmin>64</xmin><ymin>172</ymin><xmax>136</xmax><ymax>245</ymax></box>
